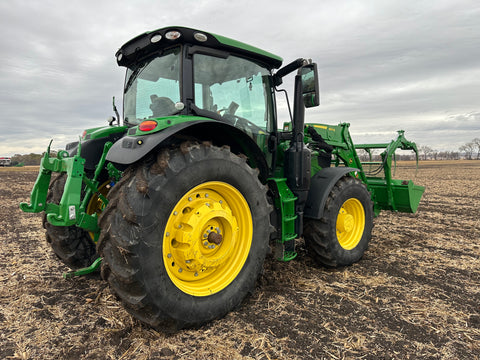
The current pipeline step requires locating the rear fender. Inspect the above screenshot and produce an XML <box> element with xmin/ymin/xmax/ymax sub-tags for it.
<box><xmin>106</xmin><ymin>120</ymin><xmax>269</xmax><ymax>181</ymax></box>
<box><xmin>304</xmin><ymin>167</ymin><xmax>359</xmax><ymax>219</ymax></box>
<box><xmin>106</xmin><ymin>121</ymin><xmax>200</xmax><ymax>164</ymax></box>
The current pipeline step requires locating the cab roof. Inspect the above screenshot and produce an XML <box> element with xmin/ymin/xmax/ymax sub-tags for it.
<box><xmin>116</xmin><ymin>26</ymin><xmax>283</xmax><ymax>70</ymax></box>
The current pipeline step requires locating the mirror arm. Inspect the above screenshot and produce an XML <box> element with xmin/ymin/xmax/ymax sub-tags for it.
<box><xmin>274</xmin><ymin>58</ymin><xmax>306</xmax><ymax>86</ymax></box>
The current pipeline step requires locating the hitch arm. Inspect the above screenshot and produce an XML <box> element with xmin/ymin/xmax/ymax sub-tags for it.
<box><xmin>20</xmin><ymin>141</ymin><xmax>84</xmax><ymax>217</ymax></box>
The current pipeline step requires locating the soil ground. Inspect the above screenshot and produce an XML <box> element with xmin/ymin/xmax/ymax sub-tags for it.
<box><xmin>0</xmin><ymin>161</ymin><xmax>479</xmax><ymax>359</ymax></box>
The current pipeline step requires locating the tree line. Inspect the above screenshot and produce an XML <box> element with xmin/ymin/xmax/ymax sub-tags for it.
<box><xmin>419</xmin><ymin>137</ymin><xmax>480</xmax><ymax>160</ymax></box>
<box><xmin>10</xmin><ymin>152</ymin><xmax>57</xmax><ymax>166</ymax></box>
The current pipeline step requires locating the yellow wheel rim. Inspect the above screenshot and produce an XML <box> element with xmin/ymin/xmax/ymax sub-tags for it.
<box><xmin>163</xmin><ymin>181</ymin><xmax>253</xmax><ymax>296</ymax></box>
<box><xmin>86</xmin><ymin>180</ymin><xmax>110</xmax><ymax>240</ymax></box>
<box><xmin>336</xmin><ymin>198</ymin><xmax>365</xmax><ymax>250</ymax></box>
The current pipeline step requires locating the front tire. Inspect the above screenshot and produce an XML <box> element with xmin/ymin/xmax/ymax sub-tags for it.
<box><xmin>304</xmin><ymin>176</ymin><xmax>373</xmax><ymax>267</ymax></box>
<box><xmin>97</xmin><ymin>143</ymin><xmax>272</xmax><ymax>329</ymax></box>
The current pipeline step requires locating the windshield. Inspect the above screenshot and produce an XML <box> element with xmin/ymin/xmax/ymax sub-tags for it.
<box><xmin>124</xmin><ymin>47</ymin><xmax>181</xmax><ymax>125</ymax></box>
<box><xmin>193</xmin><ymin>53</ymin><xmax>273</xmax><ymax>132</ymax></box>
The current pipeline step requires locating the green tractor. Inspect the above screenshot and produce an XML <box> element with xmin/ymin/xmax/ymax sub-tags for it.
<box><xmin>20</xmin><ymin>27</ymin><xmax>424</xmax><ymax>329</ymax></box>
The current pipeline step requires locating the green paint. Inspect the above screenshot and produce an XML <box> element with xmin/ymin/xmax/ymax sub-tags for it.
<box><xmin>63</xmin><ymin>257</ymin><xmax>102</xmax><ymax>279</ymax></box>
<box><xmin>84</xmin><ymin>125</ymin><xmax>127</xmax><ymax>140</ymax></box>
<box><xmin>306</xmin><ymin>124</ymin><xmax>425</xmax><ymax>216</ymax></box>
<box><xmin>129</xmin><ymin>116</ymin><xmax>208</xmax><ymax>136</ymax></box>
<box><xmin>20</xmin><ymin>140</ymin><xmax>121</xmax><ymax>241</ymax></box>
<box><xmin>213</xmin><ymin>33</ymin><xmax>283</xmax><ymax>64</ymax></box>
<box><xmin>268</xmin><ymin>178</ymin><xmax>298</xmax><ymax>261</ymax></box>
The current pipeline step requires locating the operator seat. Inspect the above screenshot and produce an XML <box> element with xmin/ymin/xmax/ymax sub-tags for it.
<box><xmin>150</xmin><ymin>95</ymin><xmax>176</xmax><ymax>117</ymax></box>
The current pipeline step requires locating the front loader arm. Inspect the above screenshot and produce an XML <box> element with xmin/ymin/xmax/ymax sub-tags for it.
<box><xmin>355</xmin><ymin>130</ymin><xmax>424</xmax><ymax>213</ymax></box>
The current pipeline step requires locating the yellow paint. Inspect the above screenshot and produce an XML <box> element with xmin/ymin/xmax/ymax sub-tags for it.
<box><xmin>336</xmin><ymin>198</ymin><xmax>365</xmax><ymax>250</ymax></box>
<box><xmin>163</xmin><ymin>181</ymin><xmax>253</xmax><ymax>296</ymax></box>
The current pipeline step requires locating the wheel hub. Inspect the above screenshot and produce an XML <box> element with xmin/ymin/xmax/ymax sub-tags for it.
<box><xmin>163</xmin><ymin>181</ymin><xmax>253</xmax><ymax>296</ymax></box>
<box><xmin>336</xmin><ymin>198</ymin><xmax>366</xmax><ymax>250</ymax></box>
<box><xmin>207</xmin><ymin>231</ymin><xmax>223</xmax><ymax>245</ymax></box>
<box><xmin>338</xmin><ymin>210</ymin><xmax>355</xmax><ymax>233</ymax></box>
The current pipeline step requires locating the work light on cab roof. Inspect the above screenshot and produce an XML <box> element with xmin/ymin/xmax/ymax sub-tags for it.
<box><xmin>150</xmin><ymin>34</ymin><xmax>162</xmax><ymax>43</ymax></box>
<box><xmin>194</xmin><ymin>32</ymin><xmax>208</xmax><ymax>42</ymax></box>
<box><xmin>165</xmin><ymin>30</ymin><xmax>182</xmax><ymax>40</ymax></box>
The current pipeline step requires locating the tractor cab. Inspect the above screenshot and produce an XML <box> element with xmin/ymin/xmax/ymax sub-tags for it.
<box><xmin>117</xmin><ymin>27</ymin><xmax>283</xmax><ymax>133</ymax></box>
<box><xmin>122</xmin><ymin>43</ymin><xmax>275</xmax><ymax>134</ymax></box>
<box><xmin>111</xmin><ymin>26</ymin><xmax>320</xmax><ymax>180</ymax></box>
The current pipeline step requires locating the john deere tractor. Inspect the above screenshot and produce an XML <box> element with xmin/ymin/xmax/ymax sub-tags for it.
<box><xmin>20</xmin><ymin>26</ymin><xmax>424</xmax><ymax>329</ymax></box>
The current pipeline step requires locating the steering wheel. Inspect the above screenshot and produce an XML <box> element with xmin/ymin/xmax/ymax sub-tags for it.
<box><xmin>217</xmin><ymin>101</ymin><xmax>264</xmax><ymax>132</ymax></box>
<box><xmin>222</xmin><ymin>113</ymin><xmax>263</xmax><ymax>133</ymax></box>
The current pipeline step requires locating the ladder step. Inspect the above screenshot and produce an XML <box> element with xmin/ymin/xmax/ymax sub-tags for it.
<box><xmin>284</xmin><ymin>233</ymin><xmax>297</xmax><ymax>241</ymax></box>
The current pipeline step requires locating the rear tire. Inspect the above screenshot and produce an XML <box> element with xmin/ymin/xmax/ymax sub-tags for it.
<box><xmin>304</xmin><ymin>176</ymin><xmax>373</xmax><ymax>267</ymax></box>
<box><xmin>97</xmin><ymin>143</ymin><xmax>272</xmax><ymax>330</ymax></box>
<box><xmin>43</xmin><ymin>173</ymin><xmax>98</xmax><ymax>269</ymax></box>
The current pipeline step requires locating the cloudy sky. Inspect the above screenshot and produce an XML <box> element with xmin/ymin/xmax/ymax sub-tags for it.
<box><xmin>1</xmin><ymin>0</ymin><xmax>479</xmax><ymax>156</ymax></box>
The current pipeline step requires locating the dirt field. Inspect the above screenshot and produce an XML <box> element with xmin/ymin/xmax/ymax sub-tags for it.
<box><xmin>1</xmin><ymin>161</ymin><xmax>479</xmax><ymax>359</ymax></box>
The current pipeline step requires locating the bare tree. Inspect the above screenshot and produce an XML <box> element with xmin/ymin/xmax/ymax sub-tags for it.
<box><xmin>419</xmin><ymin>145</ymin><xmax>433</xmax><ymax>160</ymax></box>
<box><xmin>459</xmin><ymin>143</ymin><xmax>475</xmax><ymax>160</ymax></box>
<box><xmin>472</xmin><ymin>138</ymin><xmax>480</xmax><ymax>160</ymax></box>
<box><xmin>450</xmin><ymin>151</ymin><xmax>460</xmax><ymax>160</ymax></box>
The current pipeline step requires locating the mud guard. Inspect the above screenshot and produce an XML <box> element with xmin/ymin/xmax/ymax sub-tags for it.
<box><xmin>304</xmin><ymin>167</ymin><xmax>359</xmax><ymax>220</ymax></box>
<box><xmin>105</xmin><ymin>121</ymin><xmax>269</xmax><ymax>181</ymax></box>
<box><xmin>106</xmin><ymin>121</ymin><xmax>204</xmax><ymax>164</ymax></box>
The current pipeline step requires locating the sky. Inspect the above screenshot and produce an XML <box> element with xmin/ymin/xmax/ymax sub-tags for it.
<box><xmin>1</xmin><ymin>0</ymin><xmax>479</xmax><ymax>156</ymax></box>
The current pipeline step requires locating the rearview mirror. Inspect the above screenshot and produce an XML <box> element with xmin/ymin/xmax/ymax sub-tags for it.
<box><xmin>301</xmin><ymin>63</ymin><xmax>319</xmax><ymax>108</ymax></box>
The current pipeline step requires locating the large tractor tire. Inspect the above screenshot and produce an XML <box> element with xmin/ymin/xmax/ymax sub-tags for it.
<box><xmin>97</xmin><ymin>142</ymin><xmax>272</xmax><ymax>330</ymax></box>
<box><xmin>43</xmin><ymin>173</ymin><xmax>99</xmax><ymax>269</ymax></box>
<box><xmin>304</xmin><ymin>176</ymin><xmax>373</xmax><ymax>267</ymax></box>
